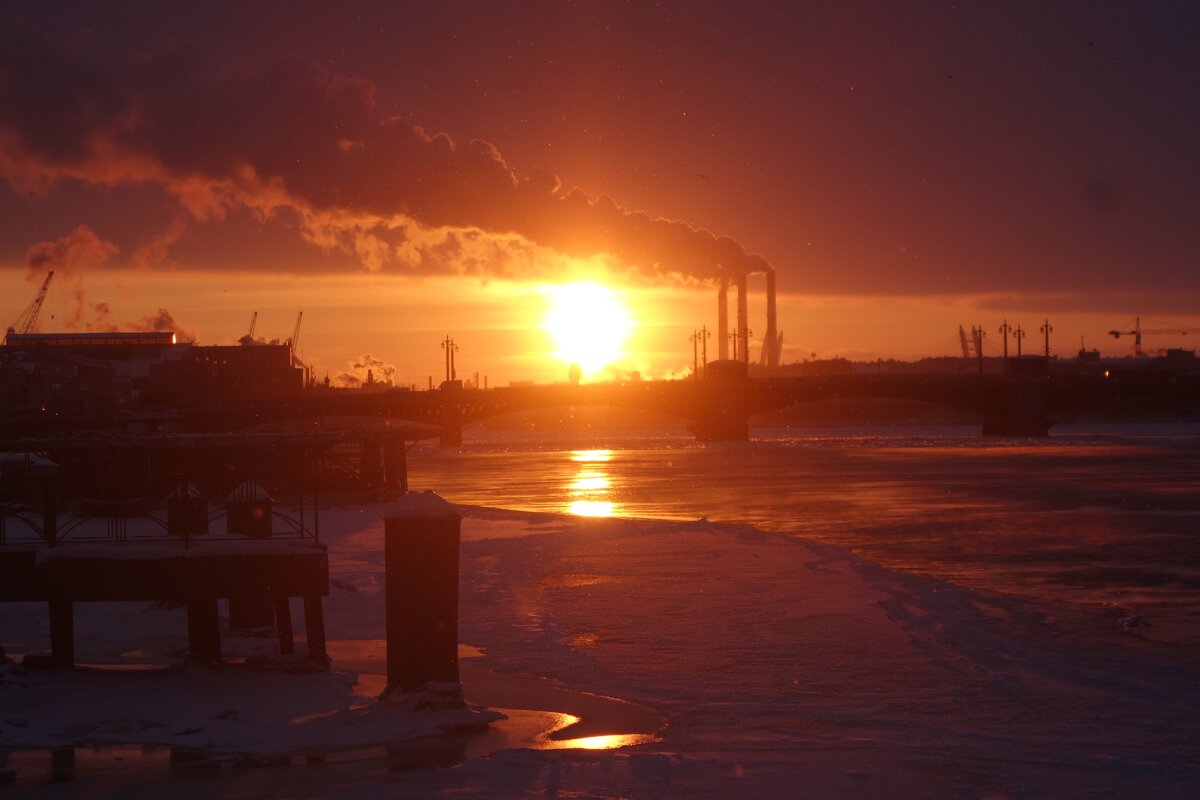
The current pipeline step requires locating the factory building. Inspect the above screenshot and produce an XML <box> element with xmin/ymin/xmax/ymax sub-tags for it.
<box><xmin>0</xmin><ymin>332</ymin><xmax>303</xmax><ymax>415</ymax></box>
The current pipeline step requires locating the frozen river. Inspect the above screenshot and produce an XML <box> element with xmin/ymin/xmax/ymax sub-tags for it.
<box><xmin>5</xmin><ymin>422</ymin><xmax>1200</xmax><ymax>797</ymax></box>
<box><xmin>410</xmin><ymin>423</ymin><xmax>1200</xmax><ymax>644</ymax></box>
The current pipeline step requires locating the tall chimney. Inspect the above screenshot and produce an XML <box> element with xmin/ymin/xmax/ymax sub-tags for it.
<box><xmin>736</xmin><ymin>273</ymin><xmax>749</xmax><ymax>363</ymax></box>
<box><xmin>718</xmin><ymin>276</ymin><xmax>729</xmax><ymax>361</ymax></box>
<box><xmin>765</xmin><ymin>270</ymin><xmax>778</xmax><ymax>367</ymax></box>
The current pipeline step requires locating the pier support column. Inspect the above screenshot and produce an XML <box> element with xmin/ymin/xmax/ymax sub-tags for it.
<box><xmin>303</xmin><ymin>595</ymin><xmax>328</xmax><ymax>664</ymax></box>
<box><xmin>275</xmin><ymin>597</ymin><xmax>295</xmax><ymax>656</ymax></box>
<box><xmin>383</xmin><ymin>492</ymin><xmax>461</xmax><ymax>694</ymax></box>
<box><xmin>186</xmin><ymin>597</ymin><xmax>221</xmax><ymax>663</ymax></box>
<box><xmin>48</xmin><ymin>598</ymin><xmax>74</xmax><ymax>669</ymax></box>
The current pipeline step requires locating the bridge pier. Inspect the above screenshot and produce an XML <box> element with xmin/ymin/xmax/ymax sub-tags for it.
<box><xmin>689</xmin><ymin>412</ymin><xmax>749</xmax><ymax>442</ymax></box>
<box><xmin>690</xmin><ymin>361</ymin><xmax>751</xmax><ymax>441</ymax></box>
<box><xmin>981</xmin><ymin>378</ymin><xmax>1049</xmax><ymax>437</ymax></box>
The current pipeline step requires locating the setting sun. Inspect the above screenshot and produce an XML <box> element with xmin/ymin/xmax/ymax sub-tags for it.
<box><xmin>543</xmin><ymin>282</ymin><xmax>632</xmax><ymax>374</ymax></box>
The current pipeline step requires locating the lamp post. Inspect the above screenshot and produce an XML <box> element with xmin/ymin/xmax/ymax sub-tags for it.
<box><xmin>998</xmin><ymin>320</ymin><xmax>1011</xmax><ymax>374</ymax></box>
<box><xmin>690</xmin><ymin>330</ymin><xmax>699</xmax><ymax>380</ymax></box>
<box><xmin>1040</xmin><ymin>319</ymin><xmax>1053</xmax><ymax>358</ymax></box>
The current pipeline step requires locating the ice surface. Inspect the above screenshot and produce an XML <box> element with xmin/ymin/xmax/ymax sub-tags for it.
<box><xmin>3</xmin><ymin>497</ymin><xmax>1200</xmax><ymax>798</ymax></box>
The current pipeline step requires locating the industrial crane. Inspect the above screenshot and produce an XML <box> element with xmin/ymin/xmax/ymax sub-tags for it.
<box><xmin>1109</xmin><ymin>317</ymin><xmax>1200</xmax><ymax>357</ymax></box>
<box><xmin>288</xmin><ymin>311</ymin><xmax>303</xmax><ymax>366</ymax></box>
<box><xmin>238</xmin><ymin>310</ymin><xmax>259</xmax><ymax>345</ymax></box>
<box><xmin>5</xmin><ymin>270</ymin><xmax>54</xmax><ymax>343</ymax></box>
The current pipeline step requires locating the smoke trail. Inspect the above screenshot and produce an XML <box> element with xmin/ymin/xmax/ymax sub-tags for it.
<box><xmin>0</xmin><ymin>26</ymin><xmax>771</xmax><ymax>281</ymax></box>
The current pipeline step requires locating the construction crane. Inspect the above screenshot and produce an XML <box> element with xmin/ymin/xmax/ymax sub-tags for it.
<box><xmin>288</xmin><ymin>311</ymin><xmax>303</xmax><ymax>366</ymax></box>
<box><xmin>239</xmin><ymin>310</ymin><xmax>259</xmax><ymax>345</ymax></box>
<box><xmin>1108</xmin><ymin>317</ymin><xmax>1200</xmax><ymax>357</ymax></box>
<box><xmin>5</xmin><ymin>270</ymin><xmax>55</xmax><ymax>343</ymax></box>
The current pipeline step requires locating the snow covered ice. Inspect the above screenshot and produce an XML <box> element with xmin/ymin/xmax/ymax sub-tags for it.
<box><xmin>4</xmin><ymin>489</ymin><xmax>1199</xmax><ymax>797</ymax></box>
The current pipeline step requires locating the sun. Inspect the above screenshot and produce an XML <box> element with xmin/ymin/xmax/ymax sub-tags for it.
<box><xmin>543</xmin><ymin>282</ymin><xmax>632</xmax><ymax>374</ymax></box>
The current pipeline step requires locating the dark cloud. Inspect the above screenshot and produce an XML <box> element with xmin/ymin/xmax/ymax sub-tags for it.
<box><xmin>0</xmin><ymin>26</ymin><xmax>770</xmax><ymax>282</ymax></box>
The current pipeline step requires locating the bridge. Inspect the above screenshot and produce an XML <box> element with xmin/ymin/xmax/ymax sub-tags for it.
<box><xmin>177</xmin><ymin>368</ymin><xmax>1200</xmax><ymax>442</ymax></box>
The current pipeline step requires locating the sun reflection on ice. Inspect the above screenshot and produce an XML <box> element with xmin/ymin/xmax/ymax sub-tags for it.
<box><xmin>570</xmin><ymin>449</ymin><xmax>614</xmax><ymax>462</ymax></box>
<box><xmin>566</xmin><ymin>450</ymin><xmax>618</xmax><ymax>517</ymax></box>
<box><xmin>568</xmin><ymin>500</ymin><xmax>614</xmax><ymax>517</ymax></box>
<box><xmin>535</xmin><ymin>713</ymin><xmax>660</xmax><ymax>750</ymax></box>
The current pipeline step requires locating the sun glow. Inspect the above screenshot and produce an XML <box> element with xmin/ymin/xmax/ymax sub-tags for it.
<box><xmin>543</xmin><ymin>282</ymin><xmax>632</xmax><ymax>374</ymax></box>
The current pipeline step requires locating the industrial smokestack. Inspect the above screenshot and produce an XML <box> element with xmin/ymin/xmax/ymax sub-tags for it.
<box><xmin>718</xmin><ymin>276</ymin><xmax>729</xmax><ymax>361</ymax></box>
<box><xmin>765</xmin><ymin>270</ymin><xmax>778</xmax><ymax>367</ymax></box>
<box><xmin>736</xmin><ymin>273</ymin><xmax>749</xmax><ymax>363</ymax></box>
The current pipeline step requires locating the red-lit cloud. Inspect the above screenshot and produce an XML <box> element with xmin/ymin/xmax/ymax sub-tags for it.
<box><xmin>0</xmin><ymin>27</ymin><xmax>769</xmax><ymax>282</ymax></box>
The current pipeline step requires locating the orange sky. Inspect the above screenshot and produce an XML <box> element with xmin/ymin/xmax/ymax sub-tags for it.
<box><xmin>4</xmin><ymin>267</ymin><xmax>1194</xmax><ymax>387</ymax></box>
<box><xmin>3</xmin><ymin>3</ymin><xmax>1200</xmax><ymax>383</ymax></box>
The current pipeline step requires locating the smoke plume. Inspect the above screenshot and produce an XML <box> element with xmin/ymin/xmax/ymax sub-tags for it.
<box><xmin>0</xmin><ymin>26</ymin><xmax>770</xmax><ymax>282</ymax></box>
<box><xmin>89</xmin><ymin>301</ymin><xmax>198</xmax><ymax>342</ymax></box>
<box><xmin>24</xmin><ymin>225</ymin><xmax>119</xmax><ymax>328</ymax></box>
<box><xmin>333</xmin><ymin>353</ymin><xmax>398</xmax><ymax>388</ymax></box>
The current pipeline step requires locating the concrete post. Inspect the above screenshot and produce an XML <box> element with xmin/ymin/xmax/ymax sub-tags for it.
<box><xmin>383</xmin><ymin>491</ymin><xmax>461</xmax><ymax>693</ymax></box>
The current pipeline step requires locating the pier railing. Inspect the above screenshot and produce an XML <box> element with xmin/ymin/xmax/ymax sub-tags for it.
<box><xmin>0</xmin><ymin>486</ymin><xmax>322</xmax><ymax>549</ymax></box>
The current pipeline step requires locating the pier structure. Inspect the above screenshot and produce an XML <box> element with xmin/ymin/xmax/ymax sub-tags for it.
<box><xmin>0</xmin><ymin>425</ymin><xmax>433</xmax><ymax>668</ymax></box>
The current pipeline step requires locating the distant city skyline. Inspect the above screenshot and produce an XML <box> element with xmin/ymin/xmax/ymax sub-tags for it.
<box><xmin>3</xmin><ymin>1</ymin><xmax>1199</xmax><ymax>383</ymax></box>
